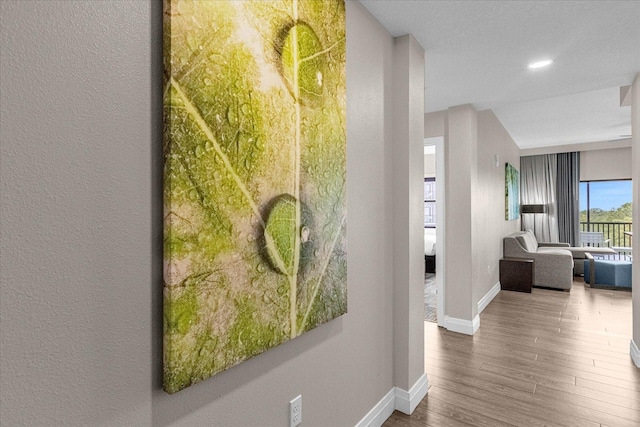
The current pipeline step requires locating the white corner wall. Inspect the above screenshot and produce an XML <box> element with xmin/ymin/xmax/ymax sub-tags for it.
<box><xmin>391</xmin><ymin>34</ymin><xmax>426</xmax><ymax>394</ymax></box>
<box><xmin>0</xmin><ymin>1</ymin><xmax>421</xmax><ymax>425</ymax></box>
<box><xmin>631</xmin><ymin>73</ymin><xmax>640</xmax><ymax>366</ymax></box>
<box><xmin>444</xmin><ymin>105</ymin><xmax>478</xmax><ymax>325</ymax></box>
<box><xmin>580</xmin><ymin>147</ymin><xmax>632</xmax><ymax>181</ymax></box>
<box><xmin>474</xmin><ymin>110</ymin><xmax>521</xmax><ymax>312</ymax></box>
<box><xmin>427</xmin><ymin>108</ymin><xmax>520</xmax><ymax>332</ymax></box>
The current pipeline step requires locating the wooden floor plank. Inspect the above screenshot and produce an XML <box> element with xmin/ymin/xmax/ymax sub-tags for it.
<box><xmin>430</xmin><ymin>377</ymin><xmax>604</xmax><ymax>427</ymax></box>
<box><xmin>427</xmin><ymin>386</ymin><xmax>542</xmax><ymax>427</ymax></box>
<box><xmin>532</xmin><ymin>383</ymin><xmax>640</xmax><ymax>424</ymax></box>
<box><xmin>384</xmin><ymin>403</ymin><xmax>474</xmax><ymax>427</ymax></box>
<box><xmin>416</xmin><ymin>393</ymin><xmax>513</xmax><ymax>427</ymax></box>
<box><xmin>535</xmin><ymin>381</ymin><xmax>640</xmax><ymax>411</ymax></box>
<box><xmin>383</xmin><ymin>279</ymin><xmax>638</xmax><ymax>427</ymax></box>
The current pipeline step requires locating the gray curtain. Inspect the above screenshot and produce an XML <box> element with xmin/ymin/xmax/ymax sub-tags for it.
<box><xmin>520</xmin><ymin>155</ymin><xmax>558</xmax><ymax>242</ymax></box>
<box><xmin>556</xmin><ymin>152</ymin><xmax>580</xmax><ymax>246</ymax></box>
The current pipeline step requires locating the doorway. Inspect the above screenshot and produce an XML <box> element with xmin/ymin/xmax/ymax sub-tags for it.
<box><xmin>424</xmin><ymin>137</ymin><xmax>445</xmax><ymax>325</ymax></box>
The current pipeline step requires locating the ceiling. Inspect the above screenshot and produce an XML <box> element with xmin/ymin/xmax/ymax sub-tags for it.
<box><xmin>360</xmin><ymin>0</ymin><xmax>640</xmax><ymax>149</ymax></box>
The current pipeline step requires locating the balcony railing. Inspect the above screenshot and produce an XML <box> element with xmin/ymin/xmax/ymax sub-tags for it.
<box><xmin>580</xmin><ymin>221</ymin><xmax>633</xmax><ymax>260</ymax></box>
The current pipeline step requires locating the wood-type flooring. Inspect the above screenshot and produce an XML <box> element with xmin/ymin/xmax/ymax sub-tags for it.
<box><xmin>384</xmin><ymin>279</ymin><xmax>639</xmax><ymax>427</ymax></box>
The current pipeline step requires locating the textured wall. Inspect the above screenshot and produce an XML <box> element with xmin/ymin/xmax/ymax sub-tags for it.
<box><xmin>0</xmin><ymin>1</ymin><xmax>406</xmax><ymax>425</ymax></box>
<box><xmin>0</xmin><ymin>1</ymin><xmax>156</xmax><ymax>424</ymax></box>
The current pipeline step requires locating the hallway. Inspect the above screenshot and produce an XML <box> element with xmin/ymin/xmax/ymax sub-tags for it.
<box><xmin>386</xmin><ymin>280</ymin><xmax>639</xmax><ymax>426</ymax></box>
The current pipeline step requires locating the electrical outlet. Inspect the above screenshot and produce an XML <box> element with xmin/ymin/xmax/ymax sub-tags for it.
<box><xmin>290</xmin><ymin>395</ymin><xmax>302</xmax><ymax>427</ymax></box>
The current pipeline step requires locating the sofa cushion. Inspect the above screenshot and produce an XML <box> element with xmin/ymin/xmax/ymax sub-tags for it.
<box><xmin>516</xmin><ymin>231</ymin><xmax>538</xmax><ymax>252</ymax></box>
<box><xmin>567</xmin><ymin>246</ymin><xmax>616</xmax><ymax>258</ymax></box>
<box><xmin>537</xmin><ymin>247</ymin><xmax>572</xmax><ymax>256</ymax></box>
<box><xmin>569</xmin><ymin>248</ymin><xmax>592</xmax><ymax>258</ymax></box>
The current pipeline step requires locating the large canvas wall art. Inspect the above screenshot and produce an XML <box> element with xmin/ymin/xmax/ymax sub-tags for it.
<box><xmin>505</xmin><ymin>162</ymin><xmax>520</xmax><ymax>221</ymax></box>
<box><xmin>163</xmin><ymin>0</ymin><xmax>347</xmax><ymax>393</ymax></box>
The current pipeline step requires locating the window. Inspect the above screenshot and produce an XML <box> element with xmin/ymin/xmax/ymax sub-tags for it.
<box><xmin>580</xmin><ymin>180</ymin><xmax>632</xmax><ymax>248</ymax></box>
<box><xmin>424</xmin><ymin>178</ymin><xmax>436</xmax><ymax>228</ymax></box>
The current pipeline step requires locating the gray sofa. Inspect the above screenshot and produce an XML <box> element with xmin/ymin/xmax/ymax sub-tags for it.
<box><xmin>505</xmin><ymin>230</ymin><xmax>617</xmax><ymax>274</ymax></box>
<box><xmin>503</xmin><ymin>230</ymin><xmax>574</xmax><ymax>290</ymax></box>
<box><xmin>522</xmin><ymin>232</ymin><xmax>616</xmax><ymax>275</ymax></box>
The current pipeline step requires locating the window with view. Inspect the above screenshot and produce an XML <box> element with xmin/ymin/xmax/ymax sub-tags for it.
<box><xmin>579</xmin><ymin>180</ymin><xmax>633</xmax><ymax>249</ymax></box>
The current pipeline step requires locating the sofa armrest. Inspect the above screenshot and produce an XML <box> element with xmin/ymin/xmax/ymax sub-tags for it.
<box><xmin>584</xmin><ymin>253</ymin><xmax>595</xmax><ymax>287</ymax></box>
<box><xmin>538</xmin><ymin>242</ymin><xmax>570</xmax><ymax>248</ymax></box>
<box><xmin>530</xmin><ymin>249</ymin><xmax>574</xmax><ymax>290</ymax></box>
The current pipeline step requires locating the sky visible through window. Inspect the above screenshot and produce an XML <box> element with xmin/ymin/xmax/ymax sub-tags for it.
<box><xmin>579</xmin><ymin>180</ymin><xmax>632</xmax><ymax>211</ymax></box>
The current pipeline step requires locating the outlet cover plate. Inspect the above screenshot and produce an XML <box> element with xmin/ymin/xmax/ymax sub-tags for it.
<box><xmin>290</xmin><ymin>395</ymin><xmax>302</xmax><ymax>427</ymax></box>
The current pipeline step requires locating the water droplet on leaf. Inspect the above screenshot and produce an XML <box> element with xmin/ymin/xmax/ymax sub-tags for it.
<box><xmin>279</xmin><ymin>22</ymin><xmax>325</xmax><ymax>107</ymax></box>
<box><xmin>262</xmin><ymin>194</ymin><xmax>314</xmax><ymax>276</ymax></box>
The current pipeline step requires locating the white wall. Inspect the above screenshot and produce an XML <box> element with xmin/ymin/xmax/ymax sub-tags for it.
<box><xmin>520</xmin><ymin>138</ymin><xmax>631</xmax><ymax>157</ymax></box>
<box><xmin>424</xmin><ymin>110</ymin><xmax>446</xmax><ymax>138</ymax></box>
<box><xmin>521</xmin><ymin>140</ymin><xmax>632</xmax><ymax>181</ymax></box>
<box><xmin>391</xmin><ymin>34</ymin><xmax>426</xmax><ymax>393</ymax></box>
<box><xmin>631</xmin><ymin>74</ymin><xmax>640</xmax><ymax>361</ymax></box>
<box><xmin>0</xmin><ymin>1</ymin><xmax>416</xmax><ymax>425</ymax></box>
<box><xmin>475</xmin><ymin>110</ymin><xmax>521</xmax><ymax>308</ymax></box>
<box><xmin>426</xmin><ymin>108</ymin><xmax>520</xmax><ymax>327</ymax></box>
<box><xmin>444</xmin><ymin>105</ymin><xmax>478</xmax><ymax>323</ymax></box>
<box><xmin>424</xmin><ymin>153</ymin><xmax>435</xmax><ymax>177</ymax></box>
<box><xmin>580</xmin><ymin>147</ymin><xmax>632</xmax><ymax>181</ymax></box>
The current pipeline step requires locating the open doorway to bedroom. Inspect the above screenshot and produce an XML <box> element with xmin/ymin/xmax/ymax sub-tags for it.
<box><xmin>424</xmin><ymin>138</ymin><xmax>444</xmax><ymax>323</ymax></box>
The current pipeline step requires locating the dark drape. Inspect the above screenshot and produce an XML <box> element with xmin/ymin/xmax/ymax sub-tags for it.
<box><xmin>556</xmin><ymin>152</ymin><xmax>580</xmax><ymax>246</ymax></box>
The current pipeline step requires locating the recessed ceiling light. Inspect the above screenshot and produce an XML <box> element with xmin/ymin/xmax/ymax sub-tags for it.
<box><xmin>528</xmin><ymin>59</ymin><xmax>553</xmax><ymax>69</ymax></box>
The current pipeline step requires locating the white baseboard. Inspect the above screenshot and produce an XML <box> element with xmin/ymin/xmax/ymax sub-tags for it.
<box><xmin>478</xmin><ymin>282</ymin><xmax>500</xmax><ymax>314</ymax></box>
<box><xmin>355</xmin><ymin>374</ymin><xmax>429</xmax><ymax>427</ymax></box>
<box><xmin>631</xmin><ymin>340</ymin><xmax>640</xmax><ymax>368</ymax></box>
<box><xmin>442</xmin><ymin>283</ymin><xmax>497</xmax><ymax>336</ymax></box>
<box><xmin>354</xmin><ymin>388</ymin><xmax>396</xmax><ymax>427</ymax></box>
<box><xmin>395</xmin><ymin>373</ymin><xmax>429</xmax><ymax>415</ymax></box>
<box><xmin>444</xmin><ymin>314</ymin><xmax>479</xmax><ymax>335</ymax></box>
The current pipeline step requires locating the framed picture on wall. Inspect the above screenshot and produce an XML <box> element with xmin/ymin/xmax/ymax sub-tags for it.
<box><xmin>505</xmin><ymin>163</ymin><xmax>520</xmax><ymax>221</ymax></box>
<box><xmin>162</xmin><ymin>0</ymin><xmax>347</xmax><ymax>393</ymax></box>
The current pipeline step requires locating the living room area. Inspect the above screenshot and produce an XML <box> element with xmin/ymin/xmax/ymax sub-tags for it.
<box><xmin>422</xmin><ymin>131</ymin><xmax>635</xmax><ymax>324</ymax></box>
<box><xmin>416</xmin><ymin>160</ymin><xmax>636</xmax><ymax>423</ymax></box>
<box><xmin>418</xmin><ymin>91</ymin><xmax>638</xmax><ymax>427</ymax></box>
<box><xmin>422</xmin><ymin>110</ymin><xmax>635</xmax><ymax>317</ymax></box>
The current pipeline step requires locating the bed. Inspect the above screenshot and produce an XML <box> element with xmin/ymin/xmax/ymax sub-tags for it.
<box><xmin>424</xmin><ymin>227</ymin><xmax>436</xmax><ymax>273</ymax></box>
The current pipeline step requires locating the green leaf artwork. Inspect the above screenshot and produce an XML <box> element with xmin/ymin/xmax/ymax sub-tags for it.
<box><xmin>163</xmin><ymin>0</ymin><xmax>346</xmax><ymax>393</ymax></box>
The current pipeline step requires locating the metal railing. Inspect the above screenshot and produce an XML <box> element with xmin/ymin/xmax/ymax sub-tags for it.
<box><xmin>579</xmin><ymin>222</ymin><xmax>633</xmax><ymax>260</ymax></box>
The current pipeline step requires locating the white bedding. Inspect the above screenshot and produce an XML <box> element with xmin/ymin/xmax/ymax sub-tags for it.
<box><xmin>424</xmin><ymin>228</ymin><xmax>436</xmax><ymax>256</ymax></box>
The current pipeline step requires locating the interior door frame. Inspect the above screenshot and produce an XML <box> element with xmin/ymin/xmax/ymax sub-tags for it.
<box><xmin>424</xmin><ymin>136</ymin><xmax>445</xmax><ymax>326</ymax></box>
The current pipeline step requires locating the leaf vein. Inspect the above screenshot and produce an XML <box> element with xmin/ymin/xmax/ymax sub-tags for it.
<box><xmin>300</xmin><ymin>214</ymin><xmax>346</xmax><ymax>331</ymax></box>
<box><xmin>169</xmin><ymin>77</ymin><xmax>264</xmax><ymax>227</ymax></box>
